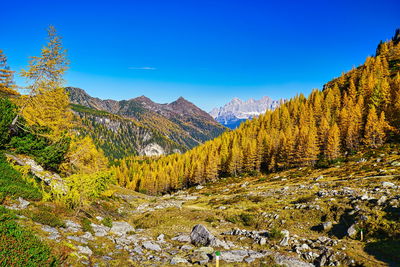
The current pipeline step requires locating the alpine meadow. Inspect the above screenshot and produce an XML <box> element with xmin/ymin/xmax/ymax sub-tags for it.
<box><xmin>1</xmin><ymin>1</ymin><xmax>400</xmax><ymax>266</ymax></box>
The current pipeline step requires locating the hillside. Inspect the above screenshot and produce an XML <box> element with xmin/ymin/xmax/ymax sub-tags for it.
<box><xmin>210</xmin><ymin>96</ymin><xmax>280</xmax><ymax>129</ymax></box>
<box><xmin>67</xmin><ymin>87</ymin><xmax>227</xmax><ymax>158</ymax></box>
<box><xmin>114</xmin><ymin>29</ymin><xmax>400</xmax><ymax>194</ymax></box>
<box><xmin>2</xmin><ymin>146</ymin><xmax>399</xmax><ymax>266</ymax></box>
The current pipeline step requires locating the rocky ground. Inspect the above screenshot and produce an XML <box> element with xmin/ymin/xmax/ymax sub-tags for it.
<box><xmin>3</xmin><ymin>149</ymin><xmax>400</xmax><ymax>266</ymax></box>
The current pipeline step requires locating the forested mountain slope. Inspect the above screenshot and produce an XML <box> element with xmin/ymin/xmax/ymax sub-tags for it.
<box><xmin>114</xmin><ymin>29</ymin><xmax>400</xmax><ymax>194</ymax></box>
<box><xmin>67</xmin><ymin>87</ymin><xmax>226</xmax><ymax>159</ymax></box>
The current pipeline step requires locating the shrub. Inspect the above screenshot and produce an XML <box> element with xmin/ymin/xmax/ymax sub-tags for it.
<box><xmin>0</xmin><ymin>206</ymin><xmax>57</xmax><ymax>266</ymax></box>
<box><xmin>269</xmin><ymin>227</ymin><xmax>284</xmax><ymax>240</ymax></box>
<box><xmin>81</xmin><ymin>218</ymin><xmax>93</xmax><ymax>233</ymax></box>
<box><xmin>10</xmin><ymin>133</ymin><xmax>70</xmax><ymax>172</ymax></box>
<box><xmin>30</xmin><ymin>209</ymin><xmax>65</xmax><ymax>228</ymax></box>
<box><xmin>56</xmin><ymin>171</ymin><xmax>115</xmax><ymax>209</ymax></box>
<box><xmin>0</xmin><ymin>153</ymin><xmax>42</xmax><ymax>200</ymax></box>
<box><xmin>0</xmin><ymin>98</ymin><xmax>17</xmax><ymax>148</ymax></box>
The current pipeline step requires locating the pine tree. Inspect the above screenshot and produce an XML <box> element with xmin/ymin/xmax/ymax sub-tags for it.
<box><xmin>16</xmin><ymin>26</ymin><xmax>72</xmax><ymax>139</ymax></box>
<box><xmin>364</xmin><ymin>106</ymin><xmax>386</xmax><ymax>148</ymax></box>
<box><xmin>326</xmin><ymin>123</ymin><xmax>341</xmax><ymax>160</ymax></box>
<box><xmin>0</xmin><ymin>50</ymin><xmax>18</xmax><ymax>96</ymax></box>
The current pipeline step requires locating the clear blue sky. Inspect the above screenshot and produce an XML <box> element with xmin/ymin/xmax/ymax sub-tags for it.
<box><xmin>2</xmin><ymin>0</ymin><xmax>399</xmax><ymax>111</ymax></box>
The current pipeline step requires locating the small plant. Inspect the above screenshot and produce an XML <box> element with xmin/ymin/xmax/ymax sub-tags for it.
<box><xmin>81</xmin><ymin>218</ymin><xmax>93</xmax><ymax>233</ymax></box>
<box><xmin>31</xmin><ymin>210</ymin><xmax>65</xmax><ymax>228</ymax></box>
<box><xmin>269</xmin><ymin>228</ymin><xmax>284</xmax><ymax>240</ymax></box>
<box><xmin>102</xmin><ymin>216</ymin><xmax>113</xmax><ymax>228</ymax></box>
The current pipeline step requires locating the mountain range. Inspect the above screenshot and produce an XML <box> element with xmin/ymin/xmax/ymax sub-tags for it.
<box><xmin>66</xmin><ymin>87</ymin><xmax>226</xmax><ymax>159</ymax></box>
<box><xmin>209</xmin><ymin>96</ymin><xmax>280</xmax><ymax>128</ymax></box>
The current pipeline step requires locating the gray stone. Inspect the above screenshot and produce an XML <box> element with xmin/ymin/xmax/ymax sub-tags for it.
<box><xmin>110</xmin><ymin>221</ymin><xmax>134</xmax><ymax>236</ymax></box>
<box><xmin>220</xmin><ymin>250</ymin><xmax>249</xmax><ymax>262</ymax></box>
<box><xmin>190</xmin><ymin>224</ymin><xmax>216</xmax><ymax>246</ymax></box>
<box><xmin>65</xmin><ymin>220</ymin><xmax>81</xmax><ymax>233</ymax></box>
<box><xmin>170</xmin><ymin>256</ymin><xmax>189</xmax><ymax>264</ymax></box>
<box><xmin>279</xmin><ymin>237</ymin><xmax>289</xmax><ymax>246</ymax></box>
<box><xmin>81</xmin><ymin>232</ymin><xmax>94</xmax><ymax>241</ymax></box>
<box><xmin>67</xmin><ymin>235</ymin><xmax>88</xmax><ymax>244</ymax></box>
<box><xmin>347</xmin><ymin>224</ymin><xmax>358</xmax><ymax>238</ymax></box>
<box><xmin>17</xmin><ymin>197</ymin><xmax>30</xmax><ymax>209</ymax></box>
<box><xmin>180</xmin><ymin>244</ymin><xmax>193</xmax><ymax>250</ymax></box>
<box><xmin>280</xmin><ymin>229</ymin><xmax>290</xmax><ymax>238</ymax></box>
<box><xmin>142</xmin><ymin>241</ymin><xmax>161</xmax><ymax>251</ymax></box>
<box><xmin>91</xmin><ymin>223</ymin><xmax>110</xmax><ymax>237</ymax></box>
<box><xmin>195</xmin><ymin>185</ymin><xmax>204</xmax><ymax>190</ymax></box>
<box><xmin>382</xmin><ymin>181</ymin><xmax>396</xmax><ymax>188</ymax></box>
<box><xmin>391</xmin><ymin>161</ymin><xmax>400</xmax><ymax>167</ymax></box>
<box><xmin>259</xmin><ymin>237</ymin><xmax>267</xmax><ymax>245</ymax></box>
<box><xmin>322</xmin><ymin>221</ymin><xmax>333</xmax><ymax>231</ymax></box>
<box><xmin>77</xmin><ymin>245</ymin><xmax>93</xmax><ymax>256</ymax></box>
<box><xmin>274</xmin><ymin>254</ymin><xmax>314</xmax><ymax>267</ymax></box>
<box><xmin>172</xmin><ymin>234</ymin><xmax>191</xmax><ymax>243</ymax></box>
<box><xmin>189</xmin><ymin>251</ymin><xmax>209</xmax><ymax>264</ymax></box>
<box><xmin>157</xmin><ymin>234</ymin><xmax>165</xmax><ymax>242</ymax></box>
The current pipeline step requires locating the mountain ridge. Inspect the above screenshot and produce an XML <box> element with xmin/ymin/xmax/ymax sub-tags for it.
<box><xmin>66</xmin><ymin>87</ymin><xmax>226</xmax><ymax>158</ymax></box>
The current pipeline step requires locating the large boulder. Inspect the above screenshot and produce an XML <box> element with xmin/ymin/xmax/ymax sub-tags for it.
<box><xmin>190</xmin><ymin>224</ymin><xmax>216</xmax><ymax>246</ymax></box>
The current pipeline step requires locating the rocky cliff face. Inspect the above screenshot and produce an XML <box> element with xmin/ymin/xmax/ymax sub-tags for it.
<box><xmin>66</xmin><ymin>87</ymin><xmax>226</xmax><ymax>158</ymax></box>
<box><xmin>210</xmin><ymin>96</ymin><xmax>281</xmax><ymax>129</ymax></box>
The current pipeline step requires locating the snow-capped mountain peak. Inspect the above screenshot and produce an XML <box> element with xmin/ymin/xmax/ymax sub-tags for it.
<box><xmin>209</xmin><ymin>96</ymin><xmax>281</xmax><ymax>129</ymax></box>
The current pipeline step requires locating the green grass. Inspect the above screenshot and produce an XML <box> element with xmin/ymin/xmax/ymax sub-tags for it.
<box><xmin>0</xmin><ymin>153</ymin><xmax>42</xmax><ymax>201</ymax></box>
<box><xmin>101</xmin><ymin>216</ymin><xmax>113</xmax><ymax>228</ymax></box>
<box><xmin>0</xmin><ymin>206</ymin><xmax>57</xmax><ymax>266</ymax></box>
<box><xmin>30</xmin><ymin>209</ymin><xmax>66</xmax><ymax>228</ymax></box>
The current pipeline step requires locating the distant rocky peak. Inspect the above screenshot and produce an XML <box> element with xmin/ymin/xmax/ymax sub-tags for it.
<box><xmin>210</xmin><ymin>95</ymin><xmax>282</xmax><ymax>129</ymax></box>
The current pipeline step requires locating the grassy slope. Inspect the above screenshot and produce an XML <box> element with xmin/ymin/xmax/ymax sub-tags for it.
<box><xmin>0</xmin><ymin>153</ymin><xmax>57</xmax><ymax>266</ymax></box>
<box><xmin>3</xmin><ymin>145</ymin><xmax>397</xmax><ymax>266</ymax></box>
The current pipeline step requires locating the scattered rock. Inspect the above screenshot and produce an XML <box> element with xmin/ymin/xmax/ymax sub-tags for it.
<box><xmin>322</xmin><ymin>221</ymin><xmax>333</xmax><ymax>231</ymax></box>
<box><xmin>190</xmin><ymin>224</ymin><xmax>216</xmax><ymax>246</ymax></box>
<box><xmin>259</xmin><ymin>237</ymin><xmax>267</xmax><ymax>245</ymax></box>
<box><xmin>64</xmin><ymin>220</ymin><xmax>81</xmax><ymax>233</ymax></box>
<box><xmin>220</xmin><ymin>250</ymin><xmax>248</xmax><ymax>262</ymax></box>
<box><xmin>274</xmin><ymin>253</ymin><xmax>314</xmax><ymax>267</ymax></box>
<box><xmin>77</xmin><ymin>245</ymin><xmax>93</xmax><ymax>256</ymax></box>
<box><xmin>142</xmin><ymin>241</ymin><xmax>161</xmax><ymax>251</ymax></box>
<box><xmin>172</xmin><ymin>234</ymin><xmax>191</xmax><ymax>243</ymax></box>
<box><xmin>170</xmin><ymin>256</ymin><xmax>189</xmax><ymax>264</ymax></box>
<box><xmin>91</xmin><ymin>223</ymin><xmax>110</xmax><ymax>237</ymax></box>
<box><xmin>279</xmin><ymin>237</ymin><xmax>289</xmax><ymax>246</ymax></box>
<box><xmin>180</xmin><ymin>244</ymin><xmax>193</xmax><ymax>250</ymax></box>
<box><xmin>347</xmin><ymin>224</ymin><xmax>357</xmax><ymax>238</ymax></box>
<box><xmin>157</xmin><ymin>234</ymin><xmax>165</xmax><ymax>242</ymax></box>
<box><xmin>110</xmin><ymin>221</ymin><xmax>134</xmax><ymax>236</ymax></box>
<box><xmin>195</xmin><ymin>185</ymin><xmax>204</xmax><ymax>190</ymax></box>
<box><xmin>391</xmin><ymin>161</ymin><xmax>400</xmax><ymax>167</ymax></box>
<box><xmin>188</xmin><ymin>250</ymin><xmax>210</xmax><ymax>264</ymax></box>
<box><xmin>382</xmin><ymin>181</ymin><xmax>395</xmax><ymax>188</ymax></box>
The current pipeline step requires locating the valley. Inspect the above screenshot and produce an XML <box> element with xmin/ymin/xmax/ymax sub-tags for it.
<box><xmin>2</xmin><ymin>145</ymin><xmax>399</xmax><ymax>266</ymax></box>
<box><xmin>1</xmin><ymin>2</ymin><xmax>399</xmax><ymax>267</ymax></box>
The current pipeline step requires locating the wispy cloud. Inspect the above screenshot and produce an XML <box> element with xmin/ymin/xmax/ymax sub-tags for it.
<box><xmin>129</xmin><ymin>66</ymin><xmax>157</xmax><ymax>70</ymax></box>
